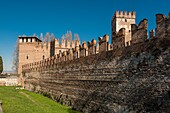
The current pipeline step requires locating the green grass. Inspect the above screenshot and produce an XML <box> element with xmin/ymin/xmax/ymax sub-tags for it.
<box><xmin>0</xmin><ymin>87</ymin><xmax>80</xmax><ymax>113</ymax></box>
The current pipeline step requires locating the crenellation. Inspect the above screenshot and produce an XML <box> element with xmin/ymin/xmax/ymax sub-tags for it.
<box><xmin>156</xmin><ymin>14</ymin><xmax>166</xmax><ymax>25</ymax></box>
<box><xmin>88</xmin><ymin>39</ymin><xmax>97</xmax><ymax>55</ymax></box>
<box><xmin>127</xmin><ymin>12</ymin><xmax>132</xmax><ymax>18</ymax></box>
<box><xmin>17</xmin><ymin>33</ymin><xmax>81</xmax><ymax>75</ymax></box>
<box><xmin>23</xmin><ymin>35</ymin><xmax>170</xmax><ymax>113</ymax></box>
<box><xmin>114</xmin><ymin>11</ymin><xmax>119</xmax><ymax>18</ymax></box>
<box><xmin>71</xmin><ymin>40</ymin><xmax>75</xmax><ymax>48</ymax></box>
<box><xmin>20</xmin><ymin>12</ymin><xmax>170</xmax><ymax>112</ymax></box>
<box><xmin>138</xmin><ymin>18</ymin><xmax>148</xmax><ymax>29</ymax></box>
<box><xmin>61</xmin><ymin>39</ymin><xmax>66</xmax><ymax>48</ymax></box>
<box><xmin>131</xmin><ymin>24</ymin><xmax>138</xmax><ymax>32</ymax></box>
<box><xmin>124</xmin><ymin>11</ymin><xmax>127</xmax><ymax>16</ymax></box>
<box><xmin>79</xmin><ymin>42</ymin><xmax>87</xmax><ymax>57</ymax></box>
<box><xmin>150</xmin><ymin>29</ymin><xmax>155</xmax><ymax>39</ymax></box>
<box><xmin>75</xmin><ymin>40</ymin><xmax>80</xmax><ymax>47</ymax></box>
<box><xmin>115</xmin><ymin>11</ymin><xmax>136</xmax><ymax>19</ymax></box>
<box><xmin>57</xmin><ymin>52</ymin><xmax>62</xmax><ymax>63</ymax></box>
<box><xmin>66</xmin><ymin>40</ymin><xmax>71</xmax><ymax>48</ymax></box>
<box><xmin>113</xmin><ymin>28</ymin><xmax>126</xmax><ymax>49</ymax></box>
<box><xmin>55</xmin><ymin>39</ymin><xmax>60</xmax><ymax>47</ymax></box>
<box><xmin>131</xmin><ymin>19</ymin><xmax>148</xmax><ymax>45</ymax></box>
<box><xmin>67</xmin><ymin>49</ymin><xmax>73</xmax><ymax>61</ymax></box>
<box><xmin>98</xmin><ymin>34</ymin><xmax>109</xmax><ymax>52</ymax></box>
<box><xmin>119</xmin><ymin>11</ymin><xmax>123</xmax><ymax>16</ymax></box>
<box><xmin>73</xmin><ymin>46</ymin><xmax>79</xmax><ymax>59</ymax></box>
<box><xmin>62</xmin><ymin>51</ymin><xmax>67</xmax><ymax>62</ymax></box>
<box><xmin>156</xmin><ymin>13</ymin><xmax>170</xmax><ymax>39</ymax></box>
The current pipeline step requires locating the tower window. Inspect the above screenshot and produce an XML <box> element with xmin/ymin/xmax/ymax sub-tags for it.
<box><xmin>43</xmin><ymin>55</ymin><xmax>45</xmax><ymax>60</ymax></box>
<box><xmin>125</xmin><ymin>19</ymin><xmax>127</xmax><ymax>22</ymax></box>
<box><xmin>26</xmin><ymin>38</ymin><xmax>28</xmax><ymax>42</ymax></box>
<box><xmin>26</xmin><ymin>56</ymin><xmax>29</xmax><ymax>60</ymax></box>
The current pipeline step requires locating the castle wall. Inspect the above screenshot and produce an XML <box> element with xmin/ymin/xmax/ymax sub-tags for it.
<box><xmin>112</xmin><ymin>28</ymin><xmax>125</xmax><ymax>49</ymax></box>
<box><xmin>131</xmin><ymin>19</ymin><xmax>148</xmax><ymax>44</ymax></box>
<box><xmin>23</xmin><ymin>37</ymin><xmax>170</xmax><ymax>113</ymax></box>
<box><xmin>54</xmin><ymin>39</ymin><xmax>80</xmax><ymax>55</ymax></box>
<box><xmin>156</xmin><ymin>13</ymin><xmax>170</xmax><ymax>39</ymax></box>
<box><xmin>98</xmin><ymin>34</ymin><xmax>109</xmax><ymax>52</ymax></box>
<box><xmin>20</xmin><ymin>12</ymin><xmax>170</xmax><ymax>113</ymax></box>
<box><xmin>79</xmin><ymin>42</ymin><xmax>87</xmax><ymax>57</ymax></box>
<box><xmin>88</xmin><ymin>40</ymin><xmax>97</xmax><ymax>55</ymax></box>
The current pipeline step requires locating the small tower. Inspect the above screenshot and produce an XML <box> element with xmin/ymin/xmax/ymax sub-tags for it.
<box><xmin>112</xmin><ymin>11</ymin><xmax>136</xmax><ymax>46</ymax></box>
<box><xmin>17</xmin><ymin>36</ymin><xmax>50</xmax><ymax>75</ymax></box>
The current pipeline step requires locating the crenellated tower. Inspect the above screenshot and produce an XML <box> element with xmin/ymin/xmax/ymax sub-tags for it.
<box><xmin>112</xmin><ymin>11</ymin><xmax>136</xmax><ymax>47</ymax></box>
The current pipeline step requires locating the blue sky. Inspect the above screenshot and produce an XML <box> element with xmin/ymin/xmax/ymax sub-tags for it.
<box><xmin>0</xmin><ymin>0</ymin><xmax>169</xmax><ymax>71</ymax></box>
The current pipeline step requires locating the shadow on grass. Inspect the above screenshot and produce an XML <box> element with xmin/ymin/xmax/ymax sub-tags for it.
<box><xmin>67</xmin><ymin>108</ymin><xmax>82</xmax><ymax>113</ymax></box>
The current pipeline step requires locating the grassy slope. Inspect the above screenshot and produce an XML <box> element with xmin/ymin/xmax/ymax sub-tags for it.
<box><xmin>0</xmin><ymin>87</ymin><xmax>80</xmax><ymax>113</ymax></box>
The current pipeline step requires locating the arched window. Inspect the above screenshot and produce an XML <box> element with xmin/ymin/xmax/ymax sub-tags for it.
<box><xmin>43</xmin><ymin>55</ymin><xmax>45</xmax><ymax>60</ymax></box>
<box><xmin>26</xmin><ymin>56</ymin><xmax>29</xmax><ymax>60</ymax></box>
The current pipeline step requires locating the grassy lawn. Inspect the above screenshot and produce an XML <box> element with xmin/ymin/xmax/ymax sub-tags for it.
<box><xmin>0</xmin><ymin>87</ymin><xmax>80</xmax><ymax>113</ymax></box>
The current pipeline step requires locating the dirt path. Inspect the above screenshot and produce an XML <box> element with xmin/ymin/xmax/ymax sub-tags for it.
<box><xmin>19</xmin><ymin>92</ymin><xmax>38</xmax><ymax>105</ymax></box>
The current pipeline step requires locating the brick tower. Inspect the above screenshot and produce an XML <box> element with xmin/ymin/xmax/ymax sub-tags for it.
<box><xmin>112</xmin><ymin>11</ymin><xmax>136</xmax><ymax>46</ymax></box>
<box><xmin>17</xmin><ymin>36</ymin><xmax>50</xmax><ymax>75</ymax></box>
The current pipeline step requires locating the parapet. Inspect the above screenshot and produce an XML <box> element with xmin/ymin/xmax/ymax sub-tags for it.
<box><xmin>98</xmin><ymin>34</ymin><xmax>109</xmax><ymax>52</ymax></box>
<box><xmin>79</xmin><ymin>42</ymin><xmax>87</xmax><ymax>57</ymax></box>
<box><xmin>156</xmin><ymin>13</ymin><xmax>170</xmax><ymax>38</ymax></box>
<box><xmin>88</xmin><ymin>39</ymin><xmax>97</xmax><ymax>47</ymax></box>
<box><xmin>88</xmin><ymin>39</ymin><xmax>97</xmax><ymax>55</ymax></box>
<box><xmin>98</xmin><ymin>34</ymin><xmax>109</xmax><ymax>44</ymax></box>
<box><xmin>150</xmin><ymin>29</ymin><xmax>155</xmax><ymax>39</ymax></box>
<box><xmin>131</xmin><ymin>19</ymin><xmax>148</xmax><ymax>44</ymax></box>
<box><xmin>114</xmin><ymin>11</ymin><xmax>136</xmax><ymax>19</ymax></box>
<box><xmin>112</xmin><ymin>28</ymin><xmax>126</xmax><ymax>49</ymax></box>
<box><xmin>73</xmin><ymin>46</ymin><xmax>79</xmax><ymax>59</ymax></box>
<box><xmin>79</xmin><ymin>42</ymin><xmax>87</xmax><ymax>50</ymax></box>
<box><xmin>138</xmin><ymin>19</ymin><xmax>148</xmax><ymax>30</ymax></box>
<box><xmin>18</xmin><ymin>36</ymin><xmax>42</xmax><ymax>43</ymax></box>
<box><xmin>22</xmin><ymin>12</ymin><xmax>170</xmax><ymax>74</ymax></box>
<box><xmin>131</xmin><ymin>19</ymin><xmax>148</xmax><ymax>33</ymax></box>
<box><xmin>67</xmin><ymin>49</ymin><xmax>73</xmax><ymax>60</ymax></box>
<box><xmin>156</xmin><ymin>14</ymin><xmax>166</xmax><ymax>25</ymax></box>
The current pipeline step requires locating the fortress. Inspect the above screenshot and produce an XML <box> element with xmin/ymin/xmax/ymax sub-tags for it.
<box><xmin>19</xmin><ymin>11</ymin><xmax>170</xmax><ymax>112</ymax></box>
<box><xmin>18</xmin><ymin>34</ymin><xmax>80</xmax><ymax>75</ymax></box>
<box><xmin>18</xmin><ymin>11</ymin><xmax>142</xmax><ymax>76</ymax></box>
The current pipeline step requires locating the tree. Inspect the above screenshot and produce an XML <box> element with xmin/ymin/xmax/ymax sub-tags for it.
<box><xmin>12</xmin><ymin>39</ymin><xmax>19</xmax><ymax>73</ymax></box>
<box><xmin>61</xmin><ymin>31</ymin><xmax>72</xmax><ymax>41</ymax></box>
<box><xmin>74</xmin><ymin>33</ymin><xmax>80</xmax><ymax>40</ymax></box>
<box><xmin>0</xmin><ymin>56</ymin><xmax>3</xmax><ymax>74</ymax></box>
<box><xmin>44</xmin><ymin>32</ymin><xmax>51</xmax><ymax>48</ymax></box>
